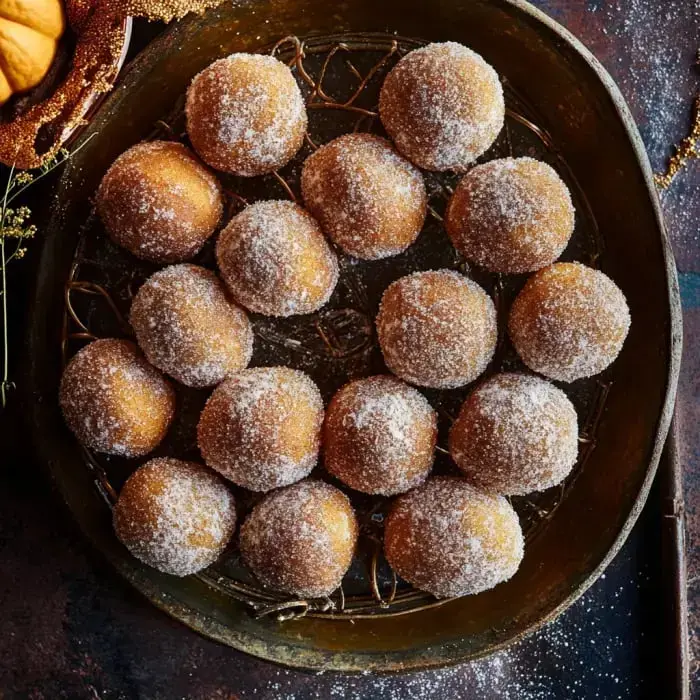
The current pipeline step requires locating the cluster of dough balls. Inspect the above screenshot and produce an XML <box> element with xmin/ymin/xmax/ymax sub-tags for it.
<box><xmin>64</xmin><ymin>41</ymin><xmax>633</xmax><ymax>600</ymax></box>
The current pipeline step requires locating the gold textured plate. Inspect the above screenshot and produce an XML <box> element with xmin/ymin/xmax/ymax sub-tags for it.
<box><xmin>27</xmin><ymin>0</ymin><xmax>681</xmax><ymax>672</ymax></box>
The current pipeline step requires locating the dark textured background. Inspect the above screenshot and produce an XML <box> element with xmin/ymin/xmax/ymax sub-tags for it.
<box><xmin>1</xmin><ymin>1</ymin><xmax>699</xmax><ymax>698</ymax></box>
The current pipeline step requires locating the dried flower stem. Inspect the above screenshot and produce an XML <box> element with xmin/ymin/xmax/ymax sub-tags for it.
<box><xmin>0</xmin><ymin>135</ymin><xmax>96</xmax><ymax>407</ymax></box>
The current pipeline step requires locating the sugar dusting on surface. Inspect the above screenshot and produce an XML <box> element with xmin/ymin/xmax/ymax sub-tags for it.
<box><xmin>233</xmin><ymin>575</ymin><xmax>638</xmax><ymax>699</ymax></box>
<box><xmin>450</xmin><ymin>373</ymin><xmax>579</xmax><ymax>496</ymax></box>
<box><xmin>384</xmin><ymin>477</ymin><xmax>524</xmax><ymax>598</ymax></box>
<box><xmin>376</xmin><ymin>269</ymin><xmax>497</xmax><ymax>389</ymax></box>
<box><xmin>97</xmin><ymin>140</ymin><xmax>222</xmax><ymax>263</ymax></box>
<box><xmin>113</xmin><ymin>458</ymin><xmax>236</xmax><ymax>577</ymax></box>
<box><xmin>216</xmin><ymin>200</ymin><xmax>339</xmax><ymax>317</ymax></box>
<box><xmin>324</xmin><ymin>375</ymin><xmax>437</xmax><ymax>496</ymax></box>
<box><xmin>446</xmin><ymin>157</ymin><xmax>575</xmax><ymax>273</ymax></box>
<box><xmin>185</xmin><ymin>53</ymin><xmax>307</xmax><ymax>176</ymax></box>
<box><xmin>130</xmin><ymin>264</ymin><xmax>254</xmax><ymax>388</ymax></box>
<box><xmin>239</xmin><ymin>480</ymin><xmax>358</xmax><ymax>598</ymax></box>
<box><xmin>59</xmin><ymin>339</ymin><xmax>175</xmax><ymax>457</ymax></box>
<box><xmin>509</xmin><ymin>263</ymin><xmax>631</xmax><ymax>383</ymax></box>
<box><xmin>301</xmin><ymin>133</ymin><xmax>428</xmax><ymax>260</ymax></box>
<box><xmin>197</xmin><ymin>367</ymin><xmax>324</xmax><ymax>491</ymax></box>
<box><xmin>379</xmin><ymin>42</ymin><xmax>505</xmax><ymax>172</ymax></box>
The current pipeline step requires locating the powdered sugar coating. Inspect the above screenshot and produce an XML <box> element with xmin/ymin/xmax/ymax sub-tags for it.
<box><xmin>384</xmin><ymin>477</ymin><xmax>524</xmax><ymax>598</ymax></box>
<box><xmin>449</xmin><ymin>373</ymin><xmax>579</xmax><ymax>495</ymax></box>
<box><xmin>376</xmin><ymin>270</ymin><xmax>497</xmax><ymax>389</ymax></box>
<box><xmin>216</xmin><ymin>200</ymin><xmax>339</xmax><ymax>317</ymax></box>
<box><xmin>379</xmin><ymin>42</ymin><xmax>504</xmax><ymax>172</ymax></box>
<box><xmin>301</xmin><ymin>133</ymin><xmax>428</xmax><ymax>260</ymax></box>
<box><xmin>185</xmin><ymin>53</ymin><xmax>307</xmax><ymax>176</ymax></box>
<box><xmin>96</xmin><ymin>141</ymin><xmax>223</xmax><ymax>263</ymax></box>
<box><xmin>445</xmin><ymin>157</ymin><xmax>575</xmax><ymax>273</ymax></box>
<box><xmin>197</xmin><ymin>367</ymin><xmax>324</xmax><ymax>491</ymax></box>
<box><xmin>239</xmin><ymin>480</ymin><xmax>358</xmax><ymax>598</ymax></box>
<box><xmin>324</xmin><ymin>375</ymin><xmax>437</xmax><ymax>496</ymax></box>
<box><xmin>509</xmin><ymin>263</ymin><xmax>631</xmax><ymax>382</ymax></box>
<box><xmin>113</xmin><ymin>458</ymin><xmax>236</xmax><ymax>577</ymax></box>
<box><xmin>59</xmin><ymin>339</ymin><xmax>175</xmax><ymax>457</ymax></box>
<box><xmin>130</xmin><ymin>264</ymin><xmax>253</xmax><ymax>388</ymax></box>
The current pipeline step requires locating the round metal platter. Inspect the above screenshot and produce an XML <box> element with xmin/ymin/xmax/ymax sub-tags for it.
<box><xmin>27</xmin><ymin>0</ymin><xmax>682</xmax><ymax>673</ymax></box>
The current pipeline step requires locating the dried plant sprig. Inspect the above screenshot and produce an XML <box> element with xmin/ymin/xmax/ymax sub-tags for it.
<box><xmin>655</xmin><ymin>94</ymin><xmax>700</xmax><ymax>190</ymax></box>
<box><xmin>1</xmin><ymin>137</ymin><xmax>95</xmax><ymax>407</ymax></box>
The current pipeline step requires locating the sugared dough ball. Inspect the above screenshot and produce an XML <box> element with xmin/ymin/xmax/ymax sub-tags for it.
<box><xmin>96</xmin><ymin>141</ymin><xmax>223</xmax><ymax>263</ymax></box>
<box><xmin>59</xmin><ymin>339</ymin><xmax>175</xmax><ymax>457</ymax></box>
<box><xmin>449</xmin><ymin>373</ymin><xmax>578</xmax><ymax>495</ymax></box>
<box><xmin>301</xmin><ymin>133</ymin><xmax>427</xmax><ymax>260</ymax></box>
<box><xmin>197</xmin><ymin>367</ymin><xmax>323</xmax><ymax>491</ymax></box>
<box><xmin>376</xmin><ymin>270</ymin><xmax>497</xmax><ymax>389</ymax></box>
<box><xmin>324</xmin><ymin>376</ymin><xmax>437</xmax><ymax>496</ymax></box>
<box><xmin>216</xmin><ymin>200</ymin><xmax>338</xmax><ymax>317</ymax></box>
<box><xmin>185</xmin><ymin>53</ymin><xmax>307</xmax><ymax>176</ymax></box>
<box><xmin>384</xmin><ymin>477</ymin><xmax>524</xmax><ymax>598</ymax></box>
<box><xmin>239</xmin><ymin>480</ymin><xmax>358</xmax><ymax>598</ymax></box>
<box><xmin>445</xmin><ymin>157</ymin><xmax>575</xmax><ymax>273</ymax></box>
<box><xmin>130</xmin><ymin>264</ymin><xmax>253</xmax><ymax>388</ymax></box>
<box><xmin>379</xmin><ymin>42</ymin><xmax>504</xmax><ymax>172</ymax></box>
<box><xmin>509</xmin><ymin>263</ymin><xmax>631</xmax><ymax>382</ymax></box>
<box><xmin>113</xmin><ymin>458</ymin><xmax>236</xmax><ymax>576</ymax></box>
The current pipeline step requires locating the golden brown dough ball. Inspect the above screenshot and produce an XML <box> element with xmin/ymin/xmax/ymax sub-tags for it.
<box><xmin>59</xmin><ymin>339</ymin><xmax>175</xmax><ymax>457</ymax></box>
<box><xmin>323</xmin><ymin>375</ymin><xmax>437</xmax><ymax>496</ymax></box>
<box><xmin>449</xmin><ymin>373</ymin><xmax>579</xmax><ymax>495</ymax></box>
<box><xmin>130</xmin><ymin>264</ymin><xmax>253</xmax><ymax>388</ymax></box>
<box><xmin>185</xmin><ymin>53</ymin><xmax>307</xmax><ymax>176</ymax></box>
<box><xmin>239</xmin><ymin>480</ymin><xmax>358</xmax><ymax>598</ymax></box>
<box><xmin>376</xmin><ymin>270</ymin><xmax>497</xmax><ymax>389</ymax></box>
<box><xmin>445</xmin><ymin>157</ymin><xmax>575</xmax><ymax>273</ymax></box>
<box><xmin>197</xmin><ymin>367</ymin><xmax>324</xmax><ymax>491</ymax></box>
<box><xmin>216</xmin><ymin>200</ymin><xmax>338</xmax><ymax>317</ymax></box>
<box><xmin>509</xmin><ymin>263</ymin><xmax>631</xmax><ymax>382</ymax></box>
<box><xmin>113</xmin><ymin>458</ymin><xmax>236</xmax><ymax>576</ymax></box>
<box><xmin>96</xmin><ymin>141</ymin><xmax>223</xmax><ymax>263</ymax></box>
<box><xmin>301</xmin><ymin>133</ymin><xmax>427</xmax><ymax>260</ymax></box>
<box><xmin>379</xmin><ymin>42</ymin><xmax>504</xmax><ymax>172</ymax></box>
<box><xmin>384</xmin><ymin>477</ymin><xmax>524</xmax><ymax>598</ymax></box>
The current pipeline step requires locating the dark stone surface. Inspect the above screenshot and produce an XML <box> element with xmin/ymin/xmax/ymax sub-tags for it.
<box><xmin>1</xmin><ymin>1</ymin><xmax>698</xmax><ymax>697</ymax></box>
